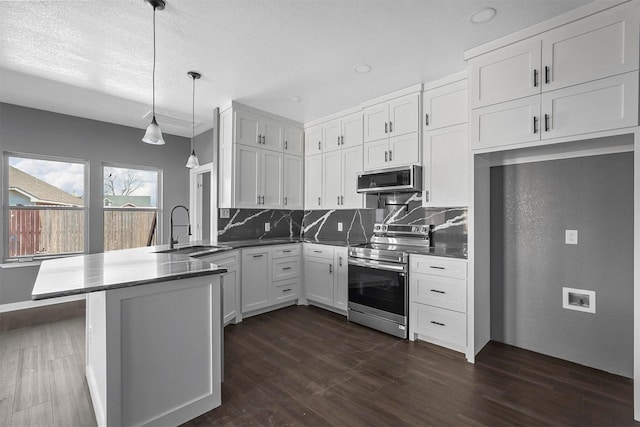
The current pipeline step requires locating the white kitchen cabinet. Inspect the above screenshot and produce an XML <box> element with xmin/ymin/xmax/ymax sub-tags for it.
<box><xmin>219</xmin><ymin>102</ymin><xmax>303</xmax><ymax>209</ymax></box>
<box><xmin>304</xmin><ymin>154</ymin><xmax>323</xmax><ymax>209</ymax></box>
<box><xmin>322</xmin><ymin>112</ymin><xmax>363</xmax><ymax>153</ymax></box>
<box><xmin>305</xmin><ymin>124</ymin><xmax>323</xmax><ymax>155</ymax></box>
<box><xmin>363</xmin><ymin>133</ymin><xmax>420</xmax><ymax>171</ymax></box>
<box><xmin>471</xmin><ymin>71</ymin><xmax>639</xmax><ymax>151</ymax></box>
<box><xmin>469</xmin><ymin>2</ymin><xmax>639</xmax><ymax>109</ymax></box>
<box><xmin>242</xmin><ymin>248</ymin><xmax>270</xmax><ymax>313</ymax></box>
<box><xmin>284</xmin><ymin>125</ymin><xmax>304</xmax><ymax>156</ymax></box>
<box><xmin>423</xmin><ymin>78</ymin><xmax>468</xmax><ymax>131</ymax></box>
<box><xmin>303</xmin><ymin>243</ymin><xmax>348</xmax><ymax>314</ymax></box>
<box><xmin>283</xmin><ymin>154</ymin><xmax>303</xmax><ymax>209</ymax></box>
<box><xmin>201</xmin><ymin>251</ymin><xmax>241</xmax><ymax>325</ymax></box>
<box><xmin>322</xmin><ymin>120</ymin><xmax>342</xmax><ymax>153</ymax></box>
<box><xmin>364</xmin><ymin>92</ymin><xmax>420</xmax><ymax>143</ymax></box>
<box><xmin>409</xmin><ymin>254</ymin><xmax>468</xmax><ymax>353</ymax></box>
<box><xmin>242</xmin><ymin>244</ymin><xmax>302</xmax><ymax>317</ymax></box>
<box><xmin>363</xmin><ymin>139</ymin><xmax>389</xmax><ymax>170</ymax></box>
<box><xmin>322</xmin><ymin>145</ymin><xmax>363</xmax><ymax>209</ymax></box>
<box><xmin>234</xmin><ymin>146</ymin><xmax>283</xmax><ymax>208</ymax></box>
<box><xmin>423</xmin><ymin>124</ymin><xmax>469</xmax><ymax>207</ymax></box>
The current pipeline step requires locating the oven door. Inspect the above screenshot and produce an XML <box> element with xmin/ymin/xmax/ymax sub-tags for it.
<box><xmin>347</xmin><ymin>257</ymin><xmax>407</xmax><ymax>324</ymax></box>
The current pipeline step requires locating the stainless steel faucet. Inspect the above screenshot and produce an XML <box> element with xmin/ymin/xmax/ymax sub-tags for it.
<box><xmin>169</xmin><ymin>205</ymin><xmax>191</xmax><ymax>249</ymax></box>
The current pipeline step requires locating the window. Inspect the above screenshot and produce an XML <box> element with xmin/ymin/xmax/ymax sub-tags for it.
<box><xmin>5</xmin><ymin>154</ymin><xmax>87</xmax><ymax>259</ymax></box>
<box><xmin>103</xmin><ymin>164</ymin><xmax>160</xmax><ymax>251</ymax></box>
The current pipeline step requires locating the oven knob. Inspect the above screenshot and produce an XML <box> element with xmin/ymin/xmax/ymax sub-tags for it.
<box><xmin>411</xmin><ymin>226</ymin><xmax>418</xmax><ymax>232</ymax></box>
<box><xmin>375</xmin><ymin>225</ymin><xmax>381</xmax><ymax>231</ymax></box>
<box><xmin>421</xmin><ymin>226</ymin><xmax>429</xmax><ymax>233</ymax></box>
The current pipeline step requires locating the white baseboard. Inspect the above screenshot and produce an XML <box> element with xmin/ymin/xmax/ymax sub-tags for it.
<box><xmin>0</xmin><ymin>294</ymin><xmax>86</xmax><ymax>313</ymax></box>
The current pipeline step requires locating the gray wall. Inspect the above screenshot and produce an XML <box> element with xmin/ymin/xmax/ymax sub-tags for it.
<box><xmin>490</xmin><ymin>152</ymin><xmax>634</xmax><ymax>377</ymax></box>
<box><xmin>0</xmin><ymin>103</ymin><xmax>192</xmax><ymax>304</ymax></box>
<box><xmin>193</xmin><ymin>128</ymin><xmax>214</xmax><ymax>165</ymax></box>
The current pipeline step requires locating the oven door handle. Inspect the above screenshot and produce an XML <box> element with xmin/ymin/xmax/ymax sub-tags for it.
<box><xmin>348</xmin><ymin>257</ymin><xmax>407</xmax><ymax>273</ymax></box>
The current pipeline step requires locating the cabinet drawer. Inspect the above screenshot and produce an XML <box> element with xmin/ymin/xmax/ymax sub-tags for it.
<box><xmin>411</xmin><ymin>273</ymin><xmax>466</xmax><ymax>313</ymax></box>
<box><xmin>412</xmin><ymin>303</ymin><xmax>466</xmax><ymax>350</ymax></box>
<box><xmin>410</xmin><ymin>255</ymin><xmax>467</xmax><ymax>279</ymax></box>
<box><xmin>304</xmin><ymin>244</ymin><xmax>334</xmax><ymax>260</ymax></box>
<box><xmin>272</xmin><ymin>243</ymin><xmax>301</xmax><ymax>259</ymax></box>
<box><xmin>272</xmin><ymin>256</ymin><xmax>301</xmax><ymax>282</ymax></box>
<box><xmin>272</xmin><ymin>278</ymin><xmax>299</xmax><ymax>304</ymax></box>
<box><xmin>205</xmin><ymin>250</ymin><xmax>239</xmax><ymax>268</ymax></box>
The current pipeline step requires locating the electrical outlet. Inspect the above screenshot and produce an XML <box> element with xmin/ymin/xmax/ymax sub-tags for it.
<box><xmin>565</xmin><ymin>229</ymin><xmax>578</xmax><ymax>245</ymax></box>
<box><xmin>264</xmin><ymin>222</ymin><xmax>270</xmax><ymax>232</ymax></box>
<box><xmin>338</xmin><ymin>222</ymin><xmax>343</xmax><ymax>232</ymax></box>
<box><xmin>220</xmin><ymin>208</ymin><xmax>230</xmax><ymax>219</ymax></box>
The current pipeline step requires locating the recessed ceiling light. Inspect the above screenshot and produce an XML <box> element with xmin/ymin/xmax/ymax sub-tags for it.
<box><xmin>287</xmin><ymin>95</ymin><xmax>301</xmax><ymax>103</ymax></box>
<box><xmin>469</xmin><ymin>7</ymin><xmax>496</xmax><ymax>24</ymax></box>
<box><xmin>354</xmin><ymin>64</ymin><xmax>372</xmax><ymax>74</ymax></box>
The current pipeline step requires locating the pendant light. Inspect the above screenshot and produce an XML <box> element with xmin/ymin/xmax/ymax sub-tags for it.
<box><xmin>142</xmin><ymin>0</ymin><xmax>166</xmax><ymax>145</ymax></box>
<box><xmin>185</xmin><ymin>71</ymin><xmax>201</xmax><ymax>168</ymax></box>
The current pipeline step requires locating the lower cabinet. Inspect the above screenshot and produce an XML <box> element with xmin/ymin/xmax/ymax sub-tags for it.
<box><xmin>409</xmin><ymin>254</ymin><xmax>468</xmax><ymax>353</ymax></box>
<box><xmin>241</xmin><ymin>244</ymin><xmax>301</xmax><ymax>316</ymax></box>
<box><xmin>201</xmin><ymin>250</ymin><xmax>241</xmax><ymax>325</ymax></box>
<box><xmin>303</xmin><ymin>243</ymin><xmax>348</xmax><ymax>314</ymax></box>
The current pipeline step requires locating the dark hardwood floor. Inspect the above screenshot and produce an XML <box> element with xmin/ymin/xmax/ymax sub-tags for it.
<box><xmin>0</xmin><ymin>302</ymin><xmax>636</xmax><ymax>426</ymax></box>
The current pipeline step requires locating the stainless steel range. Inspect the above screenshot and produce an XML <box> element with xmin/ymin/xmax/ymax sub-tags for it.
<box><xmin>348</xmin><ymin>223</ymin><xmax>431</xmax><ymax>338</ymax></box>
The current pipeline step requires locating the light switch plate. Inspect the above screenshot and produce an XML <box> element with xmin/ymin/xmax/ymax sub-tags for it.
<box><xmin>265</xmin><ymin>222</ymin><xmax>270</xmax><ymax>232</ymax></box>
<box><xmin>565</xmin><ymin>229</ymin><xmax>578</xmax><ymax>245</ymax></box>
<box><xmin>338</xmin><ymin>222</ymin><xmax>343</xmax><ymax>232</ymax></box>
<box><xmin>220</xmin><ymin>208</ymin><xmax>230</xmax><ymax>219</ymax></box>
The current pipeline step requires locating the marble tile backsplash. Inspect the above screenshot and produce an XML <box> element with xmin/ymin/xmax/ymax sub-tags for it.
<box><xmin>217</xmin><ymin>194</ymin><xmax>467</xmax><ymax>246</ymax></box>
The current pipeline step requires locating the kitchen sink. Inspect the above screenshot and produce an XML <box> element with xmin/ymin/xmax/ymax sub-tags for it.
<box><xmin>154</xmin><ymin>245</ymin><xmax>231</xmax><ymax>256</ymax></box>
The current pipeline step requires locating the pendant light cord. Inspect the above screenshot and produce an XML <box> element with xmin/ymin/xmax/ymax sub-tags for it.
<box><xmin>152</xmin><ymin>6</ymin><xmax>156</xmax><ymax>116</ymax></box>
<box><xmin>191</xmin><ymin>74</ymin><xmax>195</xmax><ymax>150</ymax></box>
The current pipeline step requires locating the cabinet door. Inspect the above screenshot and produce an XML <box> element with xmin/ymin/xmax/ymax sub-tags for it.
<box><xmin>469</xmin><ymin>38</ymin><xmax>542</xmax><ymax>109</ymax></box>
<box><xmin>322</xmin><ymin>119</ymin><xmax>342</xmax><ymax>153</ymax></box>
<box><xmin>423</xmin><ymin>125</ymin><xmax>469</xmax><ymax>207</ymax></box>
<box><xmin>305</xmin><ymin>125</ymin><xmax>323</xmax><ymax>155</ymax></box>
<box><xmin>322</xmin><ymin>150</ymin><xmax>342</xmax><ymax>209</ymax></box>
<box><xmin>388</xmin><ymin>93</ymin><xmax>420</xmax><ymax>137</ymax></box>
<box><xmin>363</xmin><ymin>139</ymin><xmax>389</xmax><ymax>171</ymax></box>
<box><xmin>304</xmin><ymin>155</ymin><xmax>323</xmax><ymax>209</ymax></box>
<box><xmin>261</xmin><ymin>150</ymin><xmax>283</xmax><ymax>208</ymax></box>
<box><xmin>272</xmin><ymin>256</ymin><xmax>301</xmax><ymax>282</ymax></box>
<box><xmin>241</xmin><ymin>249</ymin><xmax>270</xmax><ymax>312</ymax></box>
<box><xmin>333</xmin><ymin>247</ymin><xmax>348</xmax><ymax>312</ymax></box>
<box><xmin>423</xmin><ymin>79</ymin><xmax>468</xmax><ymax>131</ymax></box>
<box><xmin>388</xmin><ymin>133</ymin><xmax>420</xmax><ymax>167</ymax></box>
<box><xmin>235</xmin><ymin>145</ymin><xmax>261</xmax><ymax>208</ymax></box>
<box><xmin>363</xmin><ymin>103</ymin><xmax>389</xmax><ymax>143</ymax></box>
<box><xmin>304</xmin><ymin>257</ymin><xmax>334</xmax><ymax>305</ymax></box>
<box><xmin>341</xmin><ymin>112</ymin><xmax>363</xmax><ymax>148</ymax></box>
<box><xmin>222</xmin><ymin>269</ymin><xmax>239</xmax><ymax>325</ymax></box>
<box><xmin>261</xmin><ymin>118</ymin><xmax>284</xmax><ymax>152</ymax></box>
<box><xmin>541</xmin><ymin>4</ymin><xmax>639</xmax><ymax>93</ymax></box>
<box><xmin>283</xmin><ymin>154</ymin><xmax>303</xmax><ymax>210</ymax></box>
<box><xmin>541</xmin><ymin>71</ymin><xmax>638</xmax><ymax>140</ymax></box>
<box><xmin>283</xmin><ymin>125</ymin><xmax>304</xmax><ymax>156</ymax></box>
<box><xmin>235</xmin><ymin>110</ymin><xmax>262</xmax><ymax>147</ymax></box>
<box><xmin>411</xmin><ymin>272</ymin><xmax>467</xmax><ymax>313</ymax></box>
<box><xmin>470</xmin><ymin>95</ymin><xmax>541</xmax><ymax>151</ymax></box>
<box><xmin>341</xmin><ymin>145</ymin><xmax>363</xmax><ymax>209</ymax></box>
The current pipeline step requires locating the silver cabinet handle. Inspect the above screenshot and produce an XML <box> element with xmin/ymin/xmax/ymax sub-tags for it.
<box><xmin>430</xmin><ymin>289</ymin><xmax>445</xmax><ymax>294</ymax></box>
<box><xmin>253</xmin><ymin>254</ymin><xmax>264</xmax><ymax>258</ymax></box>
<box><xmin>284</xmin><ymin>140</ymin><xmax>288</xmax><ymax>150</ymax></box>
<box><xmin>282</xmin><ymin>266</ymin><xmax>292</xmax><ymax>271</ymax></box>
<box><xmin>533</xmin><ymin>69</ymin><xmax>539</xmax><ymax>87</ymax></box>
<box><xmin>282</xmin><ymin>250</ymin><xmax>292</xmax><ymax>253</ymax></box>
<box><xmin>389</xmin><ymin>121</ymin><xmax>393</xmax><ymax>132</ymax></box>
<box><xmin>340</xmin><ymin>195</ymin><xmax>343</xmax><ymax>205</ymax></box>
<box><xmin>258</xmin><ymin>134</ymin><xmax>262</xmax><ymax>144</ymax></box>
<box><xmin>533</xmin><ymin>116</ymin><xmax>538</xmax><ymax>134</ymax></box>
<box><xmin>339</xmin><ymin>256</ymin><xmax>342</xmax><ymax>267</ymax></box>
<box><xmin>284</xmin><ymin>196</ymin><xmax>288</xmax><ymax>205</ymax></box>
<box><xmin>430</xmin><ymin>321</ymin><xmax>445</xmax><ymax>326</ymax></box>
<box><xmin>318</xmin><ymin>141</ymin><xmax>321</xmax><ymax>150</ymax></box>
<box><xmin>257</xmin><ymin>195</ymin><xmax>261</xmax><ymax>204</ymax></box>
<box><xmin>329</xmin><ymin>264</ymin><xmax>333</xmax><ymax>273</ymax></box>
<box><xmin>263</xmin><ymin>135</ymin><xmax>266</xmax><ymax>144</ymax></box>
<box><xmin>430</xmin><ymin>266</ymin><xmax>445</xmax><ymax>270</ymax></box>
<box><xmin>282</xmin><ymin>288</ymin><xmax>292</xmax><ymax>292</ymax></box>
<box><xmin>425</xmin><ymin>114</ymin><xmax>429</xmax><ymax>126</ymax></box>
<box><xmin>337</xmin><ymin>196</ymin><xmax>340</xmax><ymax>205</ymax></box>
<box><xmin>318</xmin><ymin>196</ymin><xmax>321</xmax><ymax>206</ymax></box>
<box><xmin>544</xmin><ymin>66</ymin><xmax>550</xmax><ymax>84</ymax></box>
<box><xmin>384</xmin><ymin>122</ymin><xmax>388</xmax><ymax>133</ymax></box>
<box><xmin>338</xmin><ymin>136</ymin><xmax>340</xmax><ymax>146</ymax></box>
<box><xmin>389</xmin><ymin>150</ymin><xmax>392</xmax><ymax>161</ymax></box>
<box><xmin>341</xmin><ymin>135</ymin><xmax>344</xmax><ymax>145</ymax></box>
<box><xmin>544</xmin><ymin>114</ymin><xmax>550</xmax><ymax>132</ymax></box>
<box><xmin>385</xmin><ymin>151</ymin><xmax>388</xmax><ymax>162</ymax></box>
<box><xmin>313</xmin><ymin>250</ymin><xmax>322</xmax><ymax>253</ymax></box>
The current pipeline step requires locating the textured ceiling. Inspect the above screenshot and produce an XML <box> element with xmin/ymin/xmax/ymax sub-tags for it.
<box><xmin>0</xmin><ymin>0</ymin><xmax>598</xmax><ymax>138</ymax></box>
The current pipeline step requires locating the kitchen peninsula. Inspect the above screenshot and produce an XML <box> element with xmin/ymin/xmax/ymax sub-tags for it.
<box><xmin>31</xmin><ymin>247</ymin><xmax>227</xmax><ymax>427</ymax></box>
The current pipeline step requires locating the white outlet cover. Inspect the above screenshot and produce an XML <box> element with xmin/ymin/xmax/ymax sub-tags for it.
<box><xmin>220</xmin><ymin>208</ymin><xmax>230</xmax><ymax>219</ymax></box>
<box><xmin>265</xmin><ymin>222</ymin><xmax>270</xmax><ymax>232</ymax></box>
<box><xmin>338</xmin><ymin>222</ymin><xmax>343</xmax><ymax>232</ymax></box>
<box><xmin>565</xmin><ymin>229</ymin><xmax>578</xmax><ymax>245</ymax></box>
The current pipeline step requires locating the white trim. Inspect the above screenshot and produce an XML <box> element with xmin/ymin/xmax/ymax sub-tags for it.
<box><xmin>189</xmin><ymin>162</ymin><xmax>215</xmax><ymax>242</ymax></box>
<box><xmin>360</xmin><ymin>83</ymin><xmax>424</xmax><ymax>108</ymax></box>
<box><xmin>304</xmin><ymin>106</ymin><xmax>364</xmax><ymax>128</ymax></box>
<box><xmin>463</xmin><ymin>0</ymin><xmax>631</xmax><ymax>60</ymax></box>
<box><xmin>423</xmin><ymin>70</ymin><xmax>468</xmax><ymax>91</ymax></box>
<box><xmin>219</xmin><ymin>101</ymin><xmax>303</xmax><ymax>127</ymax></box>
<box><xmin>0</xmin><ymin>294</ymin><xmax>86</xmax><ymax>313</ymax></box>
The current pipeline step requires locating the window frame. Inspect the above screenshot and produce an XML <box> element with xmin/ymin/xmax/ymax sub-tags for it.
<box><xmin>101</xmin><ymin>162</ymin><xmax>163</xmax><ymax>252</ymax></box>
<box><xmin>3</xmin><ymin>151</ymin><xmax>90</xmax><ymax>262</ymax></box>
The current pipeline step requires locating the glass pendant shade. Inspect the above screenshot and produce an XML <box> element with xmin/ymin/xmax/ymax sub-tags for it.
<box><xmin>142</xmin><ymin>116</ymin><xmax>165</xmax><ymax>145</ymax></box>
<box><xmin>186</xmin><ymin>149</ymin><xmax>199</xmax><ymax>168</ymax></box>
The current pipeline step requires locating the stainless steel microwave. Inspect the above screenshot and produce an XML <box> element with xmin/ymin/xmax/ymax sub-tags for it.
<box><xmin>356</xmin><ymin>165</ymin><xmax>422</xmax><ymax>194</ymax></box>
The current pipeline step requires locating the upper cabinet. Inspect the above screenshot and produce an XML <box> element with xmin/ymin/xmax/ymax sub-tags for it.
<box><xmin>469</xmin><ymin>4</ymin><xmax>639</xmax><ymax>109</ymax></box>
<box><xmin>467</xmin><ymin>2</ymin><xmax>640</xmax><ymax>151</ymax></box>
<box><xmin>424</xmin><ymin>78</ymin><xmax>468</xmax><ymax>131</ymax></box>
<box><xmin>305</xmin><ymin>125</ymin><xmax>323</xmax><ymax>156</ymax></box>
<box><xmin>362</xmin><ymin>88</ymin><xmax>422</xmax><ymax>171</ymax></box>
<box><xmin>322</xmin><ymin>112</ymin><xmax>363</xmax><ymax>153</ymax></box>
<box><xmin>219</xmin><ymin>102</ymin><xmax>304</xmax><ymax>209</ymax></box>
